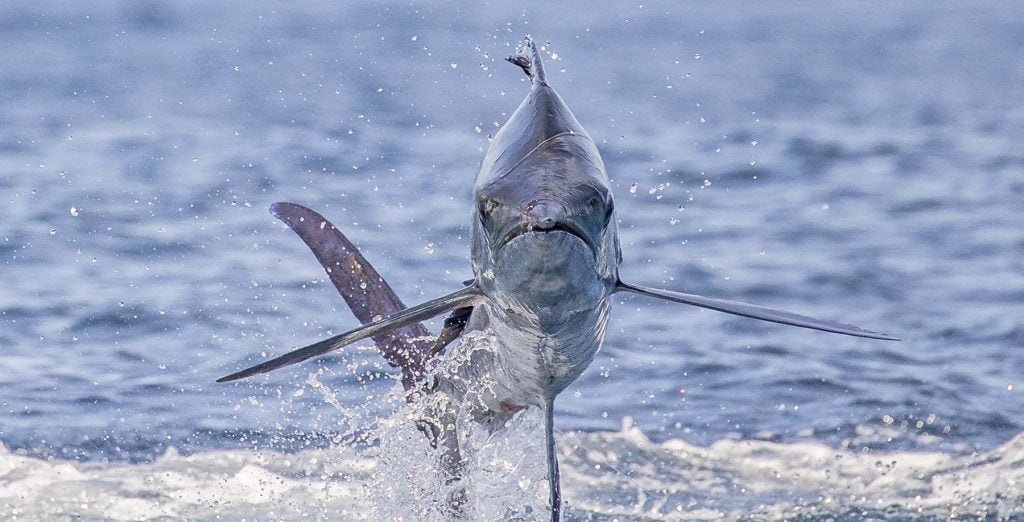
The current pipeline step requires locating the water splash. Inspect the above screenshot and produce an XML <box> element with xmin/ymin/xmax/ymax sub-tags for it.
<box><xmin>6</xmin><ymin>331</ymin><xmax>1020</xmax><ymax>519</ymax></box>
<box><xmin>367</xmin><ymin>330</ymin><xmax>548</xmax><ymax>519</ymax></box>
<box><xmin>3</xmin><ymin>419</ymin><xmax>1022</xmax><ymax>519</ymax></box>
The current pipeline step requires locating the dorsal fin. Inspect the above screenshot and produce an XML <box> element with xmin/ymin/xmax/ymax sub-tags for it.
<box><xmin>264</xmin><ymin>202</ymin><xmax>478</xmax><ymax>390</ymax></box>
<box><xmin>506</xmin><ymin>34</ymin><xmax>546</xmax><ymax>85</ymax></box>
<box><xmin>269</xmin><ymin>202</ymin><xmax>433</xmax><ymax>390</ymax></box>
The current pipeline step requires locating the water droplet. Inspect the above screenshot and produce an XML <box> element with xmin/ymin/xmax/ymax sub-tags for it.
<box><xmin>69</xmin><ymin>207</ymin><xmax>79</xmax><ymax>216</ymax></box>
<box><xmin>628</xmin><ymin>182</ymin><xmax>638</xmax><ymax>194</ymax></box>
<box><xmin>450</xmin><ymin>62</ymin><xmax>458</xmax><ymax>69</ymax></box>
<box><xmin>49</xmin><ymin>228</ymin><xmax>56</xmax><ymax>235</ymax></box>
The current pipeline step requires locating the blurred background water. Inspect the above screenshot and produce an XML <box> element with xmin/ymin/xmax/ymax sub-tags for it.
<box><xmin>1</xmin><ymin>0</ymin><xmax>1023</xmax><ymax>518</ymax></box>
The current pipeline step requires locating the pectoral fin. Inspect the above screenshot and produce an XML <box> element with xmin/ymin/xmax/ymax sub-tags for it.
<box><xmin>616</xmin><ymin>281</ymin><xmax>899</xmax><ymax>341</ymax></box>
<box><xmin>217</xmin><ymin>286</ymin><xmax>487</xmax><ymax>383</ymax></box>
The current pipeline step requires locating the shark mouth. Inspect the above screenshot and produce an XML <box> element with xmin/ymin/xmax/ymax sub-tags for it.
<box><xmin>496</xmin><ymin>221</ymin><xmax>596</xmax><ymax>254</ymax></box>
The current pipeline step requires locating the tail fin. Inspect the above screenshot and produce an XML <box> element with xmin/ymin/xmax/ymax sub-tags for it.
<box><xmin>506</xmin><ymin>34</ymin><xmax>547</xmax><ymax>85</ymax></box>
<box><xmin>269</xmin><ymin>202</ymin><xmax>433</xmax><ymax>389</ymax></box>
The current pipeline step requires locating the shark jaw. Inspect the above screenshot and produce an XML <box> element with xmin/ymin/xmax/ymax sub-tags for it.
<box><xmin>496</xmin><ymin>221</ymin><xmax>596</xmax><ymax>257</ymax></box>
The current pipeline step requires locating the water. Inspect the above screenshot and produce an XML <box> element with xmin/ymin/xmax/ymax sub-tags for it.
<box><xmin>2</xmin><ymin>1</ymin><xmax>1023</xmax><ymax>519</ymax></box>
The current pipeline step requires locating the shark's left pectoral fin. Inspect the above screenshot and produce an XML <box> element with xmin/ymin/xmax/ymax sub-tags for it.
<box><xmin>616</xmin><ymin>281</ymin><xmax>899</xmax><ymax>341</ymax></box>
<box><xmin>217</xmin><ymin>286</ymin><xmax>486</xmax><ymax>383</ymax></box>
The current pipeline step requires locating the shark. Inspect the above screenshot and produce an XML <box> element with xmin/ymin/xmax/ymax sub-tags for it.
<box><xmin>218</xmin><ymin>36</ymin><xmax>897</xmax><ymax>520</ymax></box>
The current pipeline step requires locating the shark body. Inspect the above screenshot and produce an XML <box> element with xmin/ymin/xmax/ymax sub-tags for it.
<box><xmin>219</xmin><ymin>37</ymin><xmax>896</xmax><ymax>520</ymax></box>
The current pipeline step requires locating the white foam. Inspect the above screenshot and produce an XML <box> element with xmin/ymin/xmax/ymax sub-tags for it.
<box><xmin>2</xmin><ymin>416</ymin><xmax>1022</xmax><ymax>520</ymax></box>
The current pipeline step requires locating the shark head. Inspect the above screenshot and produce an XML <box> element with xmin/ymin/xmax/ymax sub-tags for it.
<box><xmin>471</xmin><ymin>39</ymin><xmax>620</xmax><ymax>312</ymax></box>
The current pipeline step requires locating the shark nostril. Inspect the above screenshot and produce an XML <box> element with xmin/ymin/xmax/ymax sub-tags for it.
<box><xmin>529</xmin><ymin>201</ymin><xmax>560</xmax><ymax>229</ymax></box>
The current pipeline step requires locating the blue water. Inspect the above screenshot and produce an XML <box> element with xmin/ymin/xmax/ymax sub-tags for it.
<box><xmin>2</xmin><ymin>0</ymin><xmax>1023</xmax><ymax>484</ymax></box>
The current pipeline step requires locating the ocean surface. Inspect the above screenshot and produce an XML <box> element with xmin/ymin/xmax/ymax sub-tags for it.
<box><xmin>2</xmin><ymin>1</ymin><xmax>1023</xmax><ymax>519</ymax></box>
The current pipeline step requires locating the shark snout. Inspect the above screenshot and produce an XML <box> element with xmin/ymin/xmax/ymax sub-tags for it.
<box><xmin>528</xmin><ymin>201</ymin><xmax>560</xmax><ymax>229</ymax></box>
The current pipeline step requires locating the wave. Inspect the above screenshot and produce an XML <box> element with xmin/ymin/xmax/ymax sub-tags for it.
<box><xmin>2</xmin><ymin>415</ymin><xmax>1021</xmax><ymax>520</ymax></box>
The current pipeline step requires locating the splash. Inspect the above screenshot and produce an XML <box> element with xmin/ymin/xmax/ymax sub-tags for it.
<box><xmin>3</xmin><ymin>334</ymin><xmax>1022</xmax><ymax>520</ymax></box>
<box><xmin>367</xmin><ymin>330</ymin><xmax>549</xmax><ymax>520</ymax></box>
<box><xmin>2</xmin><ymin>422</ymin><xmax>1023</xmax><ymax>519</ymax></box>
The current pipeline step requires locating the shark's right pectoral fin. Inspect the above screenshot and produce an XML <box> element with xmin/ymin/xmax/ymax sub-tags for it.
<box><xmin>217</xmin><ymin>286</ymin><xmax>486</xmax><ymax>383</ymax></box>
<box><xmin>616</xmin><ymin>280</ymin><xmax>899</xmax><ymax>341</ymax></box>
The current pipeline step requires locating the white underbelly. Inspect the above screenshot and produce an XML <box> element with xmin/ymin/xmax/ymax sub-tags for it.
<box><xmin>435</xmin><ymin>301</ymin><xmax>610</xmax><ymax>413</ymax></box>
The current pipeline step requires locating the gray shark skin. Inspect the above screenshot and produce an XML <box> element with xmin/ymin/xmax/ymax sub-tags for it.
<box><xmin>218</xmin><ymin>36</ymin><xmax>898</xmax><ymax>520</ymax></box>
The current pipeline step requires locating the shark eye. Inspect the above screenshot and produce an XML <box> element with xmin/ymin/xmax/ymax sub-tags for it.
<box><xmin>478</xmin><ymin>198</ymin><xmax>500</xmax><ymax>221</ymax></box>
